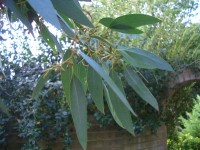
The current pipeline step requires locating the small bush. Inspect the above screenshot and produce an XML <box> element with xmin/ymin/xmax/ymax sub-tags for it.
<box><xmin>179</xmin><ymin>95</ymin><xmax>200</xmax><ymax>138</ymax></box>
<box><xmin>168</xmin><ymin>133</ymin><xmax>200</xmax><ymax>150</ymax></box>
<box><xmin>168</xmin><ymin>95</ymin><xmax>200</xmax><ymax>149</ymax></box>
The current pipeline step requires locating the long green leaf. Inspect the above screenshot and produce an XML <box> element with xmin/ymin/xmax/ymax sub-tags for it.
<box><xmin>51</xmin><ymin>0</ymin><xmax>93</xmax><ymax>28</ymax></box>
<box><xmin>32</xmin><ymin>69</ymin><xmax>53</xmax><ymax>99</ymax></box>
<box><xmin>99</xmin><ymin>17</ymin><xmax>143</xmax><ymax>34</ymax></box>
<box><xmin>70</xmin><ymin>75</ymin><xmax>87</xmax><ymax>150</ymax></box>
<box><xmin>87</xmin><ymin>66</ymin><xmax>104</xmax><ymax>113</ymax></box>
<box><xmin>109</xmin><ymin>14</ymin><xmax>161</xmax><ymax>28</ymax></box>
<box><xmin>50</xmin><ymin>32</ymin><xmax>63</xmax><ymax>54</ymax></box>
<box><xmin>40</xmin><ymin>25</ymin><xmax>63</xmax><ymax>53</ymax></box>
<box><xmin>40</xmin><ymin>25</ymin><xmax>56</xmax><ymax>53</ymax></box>
<box><xmin>118</xmin><ymin>48</ymin><xmax>173</xmax><ymax>71</ymax></box>
<box><xmin>57</xmin><ymin>14</ymin><xmax>75</xmax><ymax>38</ymax></box>
<box><xmin>4</xmin><ymin>0</ymin><xmax>33</xmax><ymax>35</ymax></box>
<box><xmin>79</xmin><ymin>51</ymin><xmax>136</xmax><ymax>116</ymax></box>
<box><xmin>120</xmin><ymin>50</ymin><xmax>157</xmax><ymax>69</ymax></box>
<box><xmin>27</xmin><ymin>0</ymin><xmax>61</xmax><ymax>29</ymax></box>
<box><xmin>99</xmin><ymin>14</ymin><xmax>160</xmax><ymax>34</ymax></box>
<box><xmin>73</xmin><ymin>61</ymin><xmax>88</xmax><ymax>93</ymax></box>
<box><xmin>59</xmin><ymin>13</ymin><xmax>75</xmax><ymax>29</ymax></box>
<box><xmin>105</xmin><ymin>71</ymin><xmax>134</xmax><ymax>135</ymax></box>
<box><xmin>99</xmin><ymin>17</ymin><xmax>114</xmax><ymax>27</ymax></box>
<box><xmin>61</xmin><ymin>51</ymin><xmax>73</xmax><ymax>106</ymax></box>
<box><xmin>103</xmin><ymin>84</ymin><xmax>123</xmax><ymax>126</ymax></box>
<box><xmin>73</xmin><ymin>0</ymin><xmax>82</xmax><ymax>8</ymax></box>
<box><xmin>124</xmin><ymin>68</ymin><xmax>159</xmax><ymax>111</ymax></box>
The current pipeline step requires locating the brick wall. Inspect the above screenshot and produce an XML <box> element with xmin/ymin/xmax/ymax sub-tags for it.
<box><xmin>71</xmin><ymin>126</ymin><xmax>167</xmax><ymax>150</ymax></box>
<box><xmin>0</xmin><ymin>126</ymin><xmax>167</xmax><ymax>150</ymax></box>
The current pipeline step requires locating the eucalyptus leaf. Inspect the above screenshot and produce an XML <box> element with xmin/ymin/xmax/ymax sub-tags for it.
<box><xmin>124</xmin><ymin>68</ymin><xmax>159</xmax><ymax>111</ymax></box>
<box><xmin>105</xmin><ymin>71</ymin><xmax>134</xmax><ymax>135</ymax></box>
<box><xmin>7</xmin><ymin>9</ymin><xmax>12</xmax><ymax>22</ymax></box>
<box><xmin>99</xmin><ymin>14</ymin><xmax>161</xmax><ymax>34</ymax></box>
<box><xmin>70</xmin><ymin>75</ymin><xmax>87</xmax><ymax>150</ymax></box>
<box><xmin>99</xmin><ymin>17</ymin><xmax>143</xmax><ymax>34</ymax></box>
<box><xmin>88</xmin><ymin>66</ymin><xmax>104</xmax><ymax>113</ymax></box>
<box><xmin>73</xmin><ymin>0</ymin><xmax>82</xmax><ymax>8</ymax></box>
<box><xmin>27</xmin><ymin>0</ymin><xmax>61</xmax><ymax>29</ymax></box>
<box><xmin>109</xmin><ymin>14</ymin><xmax>161</xmax><ymax>28</ymax></box>
<box><xmin>59</xmin><ymin>14</ymin><xmax>75</xmax><ymax>29</ymax></box>
<box><xmin>40</xmin><ymin>25</ymin><xmax>57</xmax><ymax>53</ymax></box>
<box><xmin>4</xmin><ymin>0</ymin><xmax>33</xmax><ymax>35</ymax></box>
<box><xmin>99</xmin><ymin>17</ymin><xmax>114</xmax><ymax>27</ymax></box>
<box><xmin>118</xmin><ymin>47</ymin><xmax>173</xmax><ymax>71</ymax></box>
<box><xmin>57</xmin><ymin>14</ymin><xmax>75</xmax><ymax>38</ymax></box>
<box><xmin>51</xmin><ymin>0</ymin><xmax>93</xmax><ymax>28</ymax></box>
<box><xmin>79</xmin><ymin>51</ymin><xmax>136</xmax><ymax>116</ymax></box>
<box><xmin>73</xmin><ymin>61</ymin><xmax>88</xmax><ymax>93</ymax></box>
<box><xmin>50</xmin><ymin>32</ymin><xmax>63</xmax><ymax>54</ymax></box>
<box><xmin>103</xmin><ymin>84</ymin><xmax>123</xmax><ymax>126</ymax></box>
<box><xmin>61</xmin><ymin>51</ymin><xmax>73</xmax><ymax>106</ymax></box>
<box><xmin>32</xmin><ymin>69</ymin><xmax>53</xmax><ymax>99</ymax></box>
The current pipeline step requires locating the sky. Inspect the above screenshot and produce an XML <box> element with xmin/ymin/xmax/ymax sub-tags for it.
<box><xmin>191</xmin><ymin>4</ymin><xmax>200</xmax><ymax>23</ymax></box>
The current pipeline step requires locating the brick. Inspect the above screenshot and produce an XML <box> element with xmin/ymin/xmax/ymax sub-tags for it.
<box><xmin>2</xmin><ymin>126</ymin><xmax>167</xmax><ymax>150</ymax></box>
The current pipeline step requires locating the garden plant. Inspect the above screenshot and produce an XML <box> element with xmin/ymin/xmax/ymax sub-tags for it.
<box><xmin>0</xmin><ymin>0</ymin><xmax>199</xmax><ymax>149</ymax></box>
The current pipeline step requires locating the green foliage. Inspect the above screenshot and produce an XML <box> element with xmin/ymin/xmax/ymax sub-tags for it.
<box><xmin>99</xmin><ymin>14</ymin><xmax>161</xmax><ymax>34</ymax></box>
<box><xmin>89</xmin><ymin>0</ymin><xmax>199</xmax><ymax>142</ymax></box>
<box><xmin>1</xmin><ymin>0</ymin><xmax>199</xmax><ymax>149</ymax></box>
<box><xmin>32</xmin><ymin>69</ymin><xmax>54</xmax><ymax>99</ymax></box>
<box><xmin>79</xmin><ymin>50</ymin><xmax>136</xmax><ymax>115</ymax></box>
<box><xmin>180</xmin><ymin>95</ymin><xmax>200</xmax><ymax>138</ymax></box>
<box><xmin>88</xmin><ymin>0</ymin><xmax>200</xmax><ymax>70</ymax></box>
<box><xmin>93</xmin><ymin>111</ymin><xmax>113</xmax><ymax>128</ymax></box>
<box><xmin>70</xmin><ymin>76</ymin><xmax>87</xmax><ymax>150</ymax></box>
<box><xmin>4</xmin><ymin>0</ymin><xmax>33</xmax><ymax>35</ymax></box>
<box><xmin>166</xmin><ymin>83</ymin><xmax>199</xmax><ymax>140</ymax></box>
<box><xmin>167</xmin><ymin>95</ymin><xmax>200</xmax><ymax>149</ymax></box>
<box><xmin>39</xmin><ymin>26</ymin><xmax>62</xmax><ymax>53</ymax></box>
<box><xmin>0</xmin><ymin>31</ymin><xmax>72</xmax><ymax>148</ymax></box>
<box><xmin>124</xmin><ymin>68</ymin><xmax>158</xmax><ymax>110</ymax></box>
<box><xmin>168</xmin><ymin>133</ymin><xmax>200</xmax><ymax>150</ymax></box>
<box><xmin>118</xmin><ymin>47</ymin><xmax>173</xmax><ymax>71</ymax></box>
<box><xmin>51</xmin><ymin>0</ymin><xmax>94</xmax><ymax>28</ymax></box>
<box><xmin>0</xmin><ymin>99</ymin><xmax>10</xmax><ymax>117</ymax></box>
<box><xmin>0</xmin><ymin>115</ymin><xmax>9</xmax><ymax>145</ymax></box>
<box><xmin>104</xmin><ymin>70</ymin><xmax>134</xmax><ymax>135</ymax></box>
<box><xmin>28</xmin><ymin>0</ymin><xmax>62</xmax><ymax>30</ymax></box>
<box><xmin>87</xmin><ymin>66</ymin><xmax>104</xmax><ymax>113</ymax></box>
<box><xmin>61</xmin><ymin>50</ymin><xmax>73</xmax><ymax>106</ymax></box>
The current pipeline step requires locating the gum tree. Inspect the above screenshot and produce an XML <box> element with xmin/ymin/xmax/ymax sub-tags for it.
<box><xmin>0</xmin><ymin>0</ymin><xmax>173</xmax><ymax>149</ymax></box>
